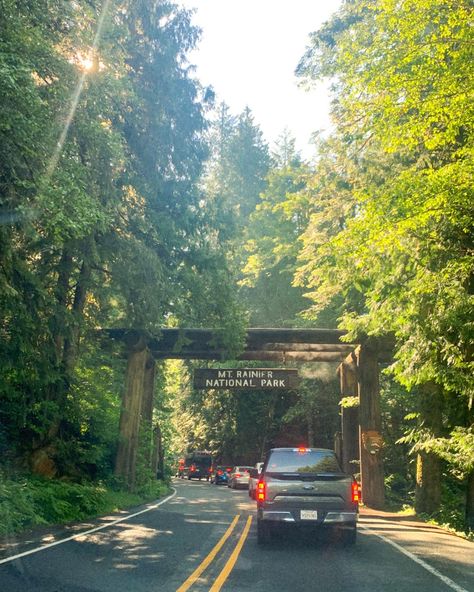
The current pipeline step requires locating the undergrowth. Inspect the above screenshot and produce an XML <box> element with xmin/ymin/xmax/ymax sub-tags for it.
<box><xmin>0</xmin><ymin>472</ymin><xmax>170</xmax><ymax>537</ymax></box>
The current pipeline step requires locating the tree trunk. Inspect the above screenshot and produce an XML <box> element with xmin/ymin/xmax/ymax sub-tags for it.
<box><xmin>53</xmin><ymin>249</ymin><xmax>73</xmax><ymax>361</ymax></box>
<box><xmin>466</xmin><ymin>471</ymin><xmax>474</xmax><ymax>532</ymax></box>
<box><xmin>341</xmin><ymin>405</ymin><xmax>360</xmax><ymax>475</ymax></box>
<box><xmin>334</xmin><ymin>431</ymin><xmax>342</xmax><ymax>464</ymax></box>
<box><xmin>339</xmin><ymin>353</ymin><xmax>358</xmax><ymax>396</ymax></box>
<box><xmin>115</xmin><ymin>339</ymin><xmax>148</xmax><ymax>490</ymax></box>
<box><xmin>152</xmin><ymin>424</ymin><xmax>164</xmax><ymax>479</ymax></box>
<box><xmin>357</xmin><ymin>343</ymin><xmax>385</xmax><ymax>509</ymax></box>
<box><xmin>260</xmin><ymin>393</ymin><xmax>277</xmax><ymax>459</ymax></box>
<box><xmin>46</xmin><ymin>259</ymin><xmax>91</xmax><ymax>443</ymax></box>
<box><xmin>142</xmin><ymin>352</ymin><xmax>156</xmax><ymax>469</ymax></box>
<box><xmin>415</xmin><ymin>382</ymin><xmax>443</xmax><ymax>515</ymax></box>
<box><xmin>63</xmin><ymin>259</ymin><xmax>91</xmax><ymax>374</ymax></box>
<box><xmin>339</xmin><ymin>353</ymin><xmax>360</xmax><ymax>475</ymax></box>
<box><xmin>307</xmin><ymin>413</ymin><xmax>315</xmax><ymax>447</ymax></box>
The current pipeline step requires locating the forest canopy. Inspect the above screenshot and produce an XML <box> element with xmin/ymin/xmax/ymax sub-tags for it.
<box><xmin>0</xmin><ymin>0</ymin><xmax>472</xmax><ymax>534</ymax></box>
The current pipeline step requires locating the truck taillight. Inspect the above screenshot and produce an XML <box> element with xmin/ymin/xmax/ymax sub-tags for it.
<box><xmin>257</xmin><ymin>480</ymin><xmax>266</xmax><ymax>502</ymax></box>
<box><xmin>352</xmin><ymin>481</ymin><xmax>360</xmax><ymax>503</ymax></box>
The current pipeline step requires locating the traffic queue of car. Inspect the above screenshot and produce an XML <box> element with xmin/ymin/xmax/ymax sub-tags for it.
<box><xmin>177</xmin><ymin>458</ymin><xmax>261</xmax><ymax>489</ymax></box>
<box><xmin>177</xmin><ymin>448</ymin><xmax>360</xmax><ymax>546</ymax></box>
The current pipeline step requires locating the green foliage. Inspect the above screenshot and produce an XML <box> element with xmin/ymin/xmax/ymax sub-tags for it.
<box><xmin>340</xmin><ymin>396</ymin><xmax>359</xmax><ymax>409</ymax></box>
<box><xmin>0</xmin><ymin>0</ymin><xmax>245</xmax><ymax>480</ymax></box>
<box><xmin>0</xmin><ymin>471</ymin><xmax>169</xmax><ymax>536</ymax></box>
<box><xmin>291</xmin><ymin>0</ymin><xmax>473</xmax><ymax>531</ymax></box>
<box><xmin>414</xmin><ymin>427</ymin><xmax>474</xmax><ymax>480</ymax></box>
<box><xmin>421</xmin><ymin>479</ymin><xmax>471</xmax><ymax>537</ymax></box>
<box><xmin>295</xmin><ymin>0</ymin><xmax>474</xmax><ymax>396</ymax></box>
<box><xmin>241</xmin><ymin>146</ymin><xmax>312</xmax><ymax>326</ymax></box>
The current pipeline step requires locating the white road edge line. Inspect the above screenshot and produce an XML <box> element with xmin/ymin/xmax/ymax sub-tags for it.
<box><xmin>360</xmin><ymin>526</ymin><xmax>470</xmax><ymax>592</ymax></box>
<box><xmin>0</xmin><ymin>487</ymin><xmax>177</xmax><ymax>566</ymax></box>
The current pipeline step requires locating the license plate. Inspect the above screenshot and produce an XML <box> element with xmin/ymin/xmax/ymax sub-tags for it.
<box><xmin>300</xmin><ymin>510</ymin><xmax>318</xmax><ymax>520</ymax></box>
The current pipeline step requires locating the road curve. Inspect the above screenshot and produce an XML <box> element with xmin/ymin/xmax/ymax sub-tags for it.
<box><xmin>0</xmin><ymin>479</ymin><xmax>472</xmax><ymax>592</ymax></box>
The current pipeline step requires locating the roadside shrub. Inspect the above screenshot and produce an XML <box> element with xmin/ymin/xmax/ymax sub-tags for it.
<box><xmin>0</xmin><ymin>471</ymin><xmax>169</xmax><ymax>536</ymax></box>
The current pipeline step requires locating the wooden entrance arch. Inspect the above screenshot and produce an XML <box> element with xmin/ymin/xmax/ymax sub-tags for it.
<box><xmin>107</xmin><ymin>328</ymin><xmax>392</xmax><ymax>508</ymax></box>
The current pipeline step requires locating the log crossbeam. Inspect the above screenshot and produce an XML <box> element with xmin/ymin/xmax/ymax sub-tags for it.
<box><xmin>110</xmin><ymin>328</ymin><xmax>393</xmax><ymax>504</ymax></box>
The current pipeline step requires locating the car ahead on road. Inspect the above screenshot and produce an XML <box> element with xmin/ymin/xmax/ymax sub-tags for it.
<box><xmin>256</xmin><ymin>447</ymin><xmax>359</xmax><ymax>546</ymax></box>
<box><xmin>210</xmin><ymin>465</ymin><xmax>233</xmax><ymax>485</ymax></box>
<box><xmin>183</xmin><ymin>451</ymin><xmax>213</xmax><ymax>481</ymax></box>
<box><xmin>248</xmin><ymin>462</ymin><xmax>264</xmax><ymax>499</ymax></box>
<box><xmin>227</xmin><ymin>466</ymin><xmax>253</xmax><ymax>489</ymax></box>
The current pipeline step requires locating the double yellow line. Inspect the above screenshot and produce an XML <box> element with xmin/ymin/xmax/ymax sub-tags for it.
<box><xmin>176</xmin><ymin>514</ymin><xmax>252</xmax><ymax>592</ymax></box>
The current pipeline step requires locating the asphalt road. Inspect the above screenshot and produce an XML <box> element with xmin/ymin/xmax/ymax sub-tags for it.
<box><xmin>0</xmin><ymin>479</ymin><xmax>473</xmax><ymax>592</ymax></box>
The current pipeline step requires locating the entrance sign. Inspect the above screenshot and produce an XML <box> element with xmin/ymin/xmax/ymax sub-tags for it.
<box><xmin>194</xmin><ymin>368</ymin><xmax>299</xmax><ymax>390</ymax></box>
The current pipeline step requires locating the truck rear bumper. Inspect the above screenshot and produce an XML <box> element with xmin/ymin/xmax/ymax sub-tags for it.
<box><xmin>259</xmin><ymin>510</ymin><xmax>357</xmax><ymax>524</ymax></box>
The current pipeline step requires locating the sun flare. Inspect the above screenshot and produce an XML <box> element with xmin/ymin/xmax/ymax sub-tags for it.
<box><xmin>75</xmin><ymin>52</ymin><xmax>96</xmax><ymax>72</ymax></box>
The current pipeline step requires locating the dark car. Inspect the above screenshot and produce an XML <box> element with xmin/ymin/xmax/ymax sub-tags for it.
<box><xmin>256</xmin><ymin>447</ymin><xmax>359</xmax><ymax>545</ymax></box>
<box><xmin>211</xmin><ymin>465</ymin><xmax>233</xmax><ymax>485</ymax></box>
<box><xmin>183</xmin><ymin>451</ymin><xmax>213</xmax><ymax>481</ymax></box>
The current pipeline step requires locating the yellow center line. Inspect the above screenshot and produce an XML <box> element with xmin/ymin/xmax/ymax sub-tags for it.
<box><xmin>209</xmin><ymin>516</ymin><xmax>253</xmax><ymax>592</ymax></box>
<box><xmin>176</xmin><ymin>515</ymin><xmax>240</xmax><ymax>592</ymax></box>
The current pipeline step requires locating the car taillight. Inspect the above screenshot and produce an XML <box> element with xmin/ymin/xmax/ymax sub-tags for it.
<box><xmin>208</xmin><ymin>467</ymin><xmax>213</xmax><ymax>473</ymax></box>
<box><xmin>257</xmin><ymin>480</ymin><xmax>266</xmax><ymax>502</ymax></box>
<box><xmin>217</xmin><ymin>470</ymin><xmax>223</xmax><ymax>475</ymax></box>
<box><xmin>352</xmin><ymin>481</ymin><xmax>360</xmax><ymax>503</ymax></box>
<box><xmin>190</xmin><ymin>465</ymin><xmax>196</xmax><ymax>472</ymax></box>
<box><xmin>226</xmin><ymin>467</ymin><xmax>232</xmax><ymax>472</ymax></box>
<box><xmin>234</xmin><ymin>473</ymin><xmax>241</xmax><ymax>478</ymax></box>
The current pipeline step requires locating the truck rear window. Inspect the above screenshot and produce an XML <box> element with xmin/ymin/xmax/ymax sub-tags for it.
<box><xmin>266</xmin><ymin>450</ymin><xmax>342</xmax><ymax>474</ymax></box>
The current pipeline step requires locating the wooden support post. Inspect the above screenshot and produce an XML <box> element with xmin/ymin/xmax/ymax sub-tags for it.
<box><xmin>339</xmin><ymin>353</ymin><xmax>358</xmax><ymax>396</ymax></box>
<box><xmin>152</xmin><ymin>424</ymin><xmax>164</xmax><ymax>479</ymax></box>
<box><xmin>342</xmin><ymin>406</ymin><xmax>359</xmax><ymax>476</ymax></box>
<box><xmin>338</xmin><ymin>353</ymin><xmax>360</xmax><ymax>475</ymax></box>
<box><xmin>142</xmin><ymin>351</ymin><xmax>156</xmax><ymax>470</ymax></box>
<box><xmin>142</xmin><ymin>352</ymin><xmax>156</xmax><ymax>423</ymax></box>
<box><xmin>115</xmin><ymin>336</ymin><xmax>148</xmax><ymax>490</ymax></box>
<box><xmin>357</xmin><ymin>344</ymin><xmax>385</xmax><ymax>508</ymax></box>
<box><xmin>334</xmin><ymin>432</ymin><xmax>343</xmax><ymax>464</ymax></box>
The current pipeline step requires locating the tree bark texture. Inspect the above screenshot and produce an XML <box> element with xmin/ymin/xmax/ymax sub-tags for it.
<box><xmin>307</xmin><ymin>414</ymin><xmax>315</xmax><ymax>447</ymax></box>
<box><xmin>334</xmin><ymin>431</ymin><xmax>342</xmax><ymax>465</ymax></box>
<box><xmin>357</xmin><ymin>344</ymin><xmax>385</xmax><ymax>509</ymax></box>
<box><xmin>466</xmin><ymin>471</ymin><xmax>474</xmax><ymax>531</ymax></box>
<box><xmin>63</xmin><ymin>259</ymin><xmax>91</xmax><ymax>374</ymax></box>
<box><xmin>115</xmin><ymin>342</ymin><xmax>148</xmax><ymax>489</ymax></box>
<box><xmin>415</xmin><ymin>382</ymin><xmax>443</xmax><ymax>515</ymax></box>
<box><xmin>152</xmin><ymin>424</ymin><xmax>164</xmax><ymax>479</ymax></box>
<box><xmin>142</xmin><ymin>352</ymin><xmax>156</xmax><ymax>469</ymax></box>
<box><xmin>339</xmin><ymin>353</ymin><xmax>358</xmax><ymax>397</ymax></box>
<box><xmin>342</xmin><ymin>405</ymin><xmax>360</xmax><ymax>475</ymax></box>
<box><xmin>339</xmin><ymin>354</ymin><xmax>360</xmax><ymax>475</ymax></box>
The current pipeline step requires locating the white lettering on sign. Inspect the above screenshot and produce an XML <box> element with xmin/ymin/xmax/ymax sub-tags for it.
<box><xmin>261</xmin><ymin>379</ymin><xmax>286</xmax><ymax>387</ymax></box>
<box><xmin>195</xmin><ymin>368</ymin><xmax>299</xmax><ymax>390</ymax></box>
<box><xmin>205</xmin><ymin>379</ymin><xmax>258</xmax><ymax>388</ymax></box>
<box><xmin>235</xmin><ymin>370</ymin><xmax>273</xmax><ymax>379</ymax></box>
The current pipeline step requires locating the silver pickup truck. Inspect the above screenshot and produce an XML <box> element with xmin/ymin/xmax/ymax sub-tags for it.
<box><xmin>256</xmin><ymin>447</ymin><xmax>359</xmax><ymax>545</ymax></box>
